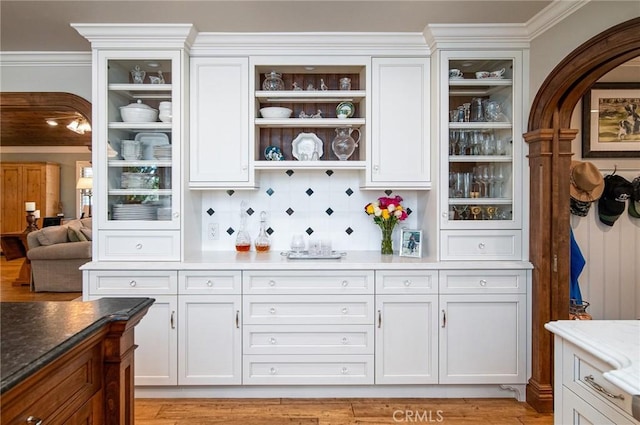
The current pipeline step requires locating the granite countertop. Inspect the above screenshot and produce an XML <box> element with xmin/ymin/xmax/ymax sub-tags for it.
<box><xmin>545</xmin><ymin>320</ymin><xmax>640</xmax><ymax>395</ymax></box>
<box><xmin>0</xmin><ymin>297</ymin><xmax>154</xmax><ymax>394</ymax></box>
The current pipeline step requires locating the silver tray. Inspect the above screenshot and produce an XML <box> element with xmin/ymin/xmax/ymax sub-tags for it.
<box><xmin>281</xmin><ymin>251</ymin><xmax>346</xmax><ymax>260</ymax></box>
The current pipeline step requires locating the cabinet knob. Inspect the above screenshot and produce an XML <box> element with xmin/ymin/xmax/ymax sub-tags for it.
<box><xmin>26</xmin><ymin>416</ymin><xmax>43</xmax><ymax>425</ymax></box>
<box><xmin>269</xmin><ymin>337</ymin><xmax>277</xmax><ymax>345</ymax></box>
<box><xmin>442</xmin><ymin>212</ymin><xmax>448</xmax><ymax>218</ymax></box>
<box><xmin>268</xmin><ymin>280</ymin><xmax>276</xmax><ymax>287</ymax></box>
<box><xmin>206</xmin><ymin>280</ymin><xmax>213</xmax><ymax>287</ymax></box>
<box><xmin>341</xmin><ymin>367</ymin><xmax>349</xmax><ymax>375</ymax></box>
<box><xmin>136</xmin><ymin>243</ymin><xmax>143</xmax><ymax>250</ymax></box>
<box><xmin>342</xmin><ymin>307</ymin><xmax>349</xmax><ymax>314</ymax></box>
<box><xmin>373</xmin><ymin>165</ymin><xmax>379</xmax><ymax>172</ymax></box>
<box><xmin>403</xmin><ymin>280</ymin><xmax>412</xmax><ymax>286</ymax></box>
<box><xmin>173</xmin><ymin>212</ymin><xmax>180</xmax><ymax>218</ymax></box>
<box><xmin>341</xmin><ymin>280</ymin><xmax>349</xmax><ymax>287</ymax></box>
<box><xmin>270</xmin><ymin>367</ymin><xmax>277</xmax><ymax>375</ymax></box>
<box><xmin>478</xmin><ymin>242</ymin><xmax>486</xmax><ymax>249</ymax></box>
<box><xmin>242</xmin><ymin>165</ymin><xmax>248</xmax><ymax>171</ymax></box>
<box><xmin>479</xmin><ymin>279</ymin><xmax>487</xmax><ymax>287</ymax></box>
<box><xmin>342</xmin><ymin>337</ymin><xmax>348</xmax><ymax>344</ymax></box>
<box><xmin>129</xmin><ymin>280</ymin><xmax>137</xmax><ymax>287</ymax></box>
<box><xmin>269</xmin><ymin>307</ymin><xmax>276</xmax><ymax>314</ymax></box>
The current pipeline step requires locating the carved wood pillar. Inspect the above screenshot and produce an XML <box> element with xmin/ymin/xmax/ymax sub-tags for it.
<box><xmin>524</xmin><ymin>125</ymin><xmax>577</xmax><ymax>412</ymax></box>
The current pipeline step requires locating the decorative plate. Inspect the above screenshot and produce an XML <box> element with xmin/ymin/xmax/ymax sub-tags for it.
<box><xmin>336</xmin><ymin>101</ymin><xmax>355</xmax><ymax>118</ymax></box>
<box><xmin>292</xmin><ymin>132</ymin><xmax>323</xmax><ymax>161</ymax></box>
<box><xmin>264</xmin><ymin>145</ymin><xmax>284</xmax><ymax>161</ymax></box>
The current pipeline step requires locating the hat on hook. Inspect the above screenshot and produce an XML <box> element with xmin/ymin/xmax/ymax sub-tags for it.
<box><xmin>629</xmin><ymin>176</ymin><xmax>640</xmax><ymax>219</ymax></box>
<box><xmin>598</xmin><ymin>174</ymin><xmax>632</xmax><ymax>226</ymax></box>
<box><xmin>569</xmin><ymin>161</ymin><xmax>605</xmax><ymax>202</ymax></box>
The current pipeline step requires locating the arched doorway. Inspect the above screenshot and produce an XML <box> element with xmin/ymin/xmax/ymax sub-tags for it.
<box><xmin>524</xmin><ymin>17</ymin><xmax>640</xmax><ymax>412</ymax></box>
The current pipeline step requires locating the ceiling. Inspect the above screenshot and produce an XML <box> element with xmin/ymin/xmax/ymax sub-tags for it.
<box><xmin>0</xmin><ymin>0</ymin><xmax>554</xmax><ymax>52</ymax></box>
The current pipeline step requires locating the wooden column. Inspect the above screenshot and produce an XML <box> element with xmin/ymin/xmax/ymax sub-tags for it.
<box><xmin>524</xmin><ymin>126</ymin><xmax>576</xmax><ymax>412</ymax></box>
<box><xmin>102</xmin><ymin>310</ymin><xmax>147</xmax><ymax>425</ymax></box>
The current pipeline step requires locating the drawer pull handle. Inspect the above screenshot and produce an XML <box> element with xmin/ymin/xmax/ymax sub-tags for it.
<box><xmin>404</xmin><ymin>280</ymin><xmax>412</xmax><ymax>286</ymax></box>
<box><xmin>479</xmin><ymin>279</ymin><xmax>487</xmax><ymax>287</ymax></box>
<box><xmin>341</xmin><ymin>367</ymin><xmax>349</xmax><ymax>375</ymax></box>
<box><xmin>342</xmin><ymin>307</ymin><xmax>348</xmax><ymax>314</ymax></box>
<box><xmin>26</xmin><ymin>416</ymin><xmax>43</xmax><ymax>425</ymax></box>
<box><xmin>269</xmin><ymin>337</ymin><xmax>277</xmax><ymax>344</ymax></box>
<box><xmin>268</xmin><ymin>280</ymin><xmax>276</xmax><ymax>287</ymax></box>
<box><xmin>342</xmin><ymin>337</ymin><xmax>348</xmax><ymax>344</ymax></box>
<box><xmin>206</xmin><ymin>280</ymin><xmax>213</xmax><ymax>287</ymax></box>
<box><xmin>378</xmin><ymin>310</ymin><xmax>382</xmax><ymax>328</ymax></box>
<box><xmin>129</xmin><ymin>280</ymin><xmax>137</xmax><ymax>287</ymax></box>
<box><xmin>136</xmin><ymin>243</ymin><xmax>143</xmax><ymax>250</ymax></box>
<box><xmin>170</xmin><ymin>310</ymin><xmax>175</xmax><ymax>329</ymax></box>
<box><xmin>270</xmin><ymin>367</ymin><xmax>277</xmax><ymax>375</ymax></box>
<box><xmin>236</xmin><ymin>310</ymin><xmax>240</xmax><ymax>328</ymax></box>
<box><xmin>478</xmin><ymin>242</ymin><xmax>485</xmax><ymax>249</ymax></box>
<box><xmin>341</xmin><ymin>280</ymin><xmax>349</xmax><ymax>287</ymax></box>
<box><xmin>442</xmin><ymin>309</ymin><xmax>446</xmax><ymax>328</ymax></box>
<box><xmin>269</xmin><ymin>307</ymin><xmax>276</xmax><ymax>314</ymax></box>
<box><xmin>584</xmin><ymin>375</ymin><xmax>625</xmax><ymax>400</ymax></box>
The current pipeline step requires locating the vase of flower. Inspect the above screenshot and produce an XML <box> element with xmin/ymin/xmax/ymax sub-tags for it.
<box><xmin>365</xmin><ymin>195</ymin><xmax>408</xmax><ymax>256</ymax></box>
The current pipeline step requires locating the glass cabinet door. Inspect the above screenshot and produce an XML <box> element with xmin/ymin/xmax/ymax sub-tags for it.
<box><xmin>98</xmin><ymin>51</ymin><xmax>180</xmax><ymax>229</ymax></box>
<box><xmin>440</xmin><ymin>52</ymin><xmax>523</xmax><ymax>230</ymax></box>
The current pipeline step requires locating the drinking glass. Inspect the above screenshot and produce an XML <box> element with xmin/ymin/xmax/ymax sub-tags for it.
<box><xmin>290</xmin><ymin>234</ymin><xmax>305</xmax><ymax>252</ymax></box>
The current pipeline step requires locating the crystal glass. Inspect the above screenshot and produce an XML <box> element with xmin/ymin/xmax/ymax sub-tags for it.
<box><xmin>262</xmin><ymin>71</ymin><xmax>285</xmax><ymax>91</ymax></box>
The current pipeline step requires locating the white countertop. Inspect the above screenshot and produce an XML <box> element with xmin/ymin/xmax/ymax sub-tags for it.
<box><xmin>81</xmin><ymin>250</ymin><xmax>533</xmax><ymax>270</ymax></box>
<box><xmin>545</xmin><ymin>320</ymin><xmax>640</xmax><ymax>395</ymax></box>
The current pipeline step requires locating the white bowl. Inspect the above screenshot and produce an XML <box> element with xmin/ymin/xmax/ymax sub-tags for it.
<box><xmin>120</xmin><ymin>100</ymin><xmax>158</xmax><ymax>122</ymax></box>
<box><xmin>260</xmin><ymin>107</ymin><xmax>293</xmax><ymax>119</ymax></box>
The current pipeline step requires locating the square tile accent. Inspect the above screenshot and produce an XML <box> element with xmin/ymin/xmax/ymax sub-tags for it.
<box><xmin>206</xmin><ymin>208</ymin><xmax>215</xmax><ymax>216</ymax></box>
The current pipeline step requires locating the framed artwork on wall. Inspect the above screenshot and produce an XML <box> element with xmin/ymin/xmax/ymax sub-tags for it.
<box><xmin>399</xmin><ymin>228</ymin><xmax>422</xmax><ymax>258</ymax></box>
<box><xmin>582</xmin><ymin>82</ymin><xmax>640</xmax><ymax>158</ymax></box>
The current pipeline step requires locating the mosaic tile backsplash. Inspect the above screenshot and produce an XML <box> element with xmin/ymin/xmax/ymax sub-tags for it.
<box><xmin>201</xmin><ymin>170</ymin><xmax>419</xmax><ymax>252</ymax></box>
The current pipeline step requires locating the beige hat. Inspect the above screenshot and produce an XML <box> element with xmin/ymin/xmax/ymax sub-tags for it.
<box><xmin>570</xmin><ymin>161</ymin><xmax>605</xmax><ymax>202</ymax></box>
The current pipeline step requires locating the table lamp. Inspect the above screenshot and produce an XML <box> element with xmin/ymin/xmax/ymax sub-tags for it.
<box><xmin>76</xmin><ymin>176</ymin><xmax>93</xmax><ymax>218</ymax></box>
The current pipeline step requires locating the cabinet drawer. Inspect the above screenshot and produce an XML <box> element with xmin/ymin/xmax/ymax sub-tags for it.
<box><xmin>561</xmin><ymin>386</ymin><xmax>635</xmax><ymax>425</ymax></box>
<box><xmin>563</xmin><ymin>341</ymin><xmax>634</xmax><ymax>418</ymax></box>
<box><xmin>243</xmin><ymin>271</ymin><xmax>373</xmax><ymax>294</ymax></box>
<box><xmin>243</xmin><ymin>354</ymin><xmax>374</xmax><ymax>385</ymax></box>
<box><xmin>243</xmin><ymin>295</ymin><xmax>373</xmax><ymax>325</ymax></box>
<box><xmin>375</xmin><ymin>270</ymin><xmax>437</xmax><ymax>294</ymax></box>
<box><xmin>1</xmin><ymin>343</ymin><xmax>101</xmax><ymax>425</ymax></box>
<box><xmin>439</xmin><ymin>270</ymin><xmax>526</xmax><ymax>294</ymax></box>
<box><xmin>440</xmin><ymin>230</ymin><xmax>522</xmax><ymax>261</ymax></box>
<box><xmin>89</xmin><ymin>270</ymin><xmax>177</xmax><ymax>294</ymax></box>
<box><xmin>98</xmin><ymin>230</ymin><xmax>180</xmax><ymax>261</ymax></box>
<box><xmin>179</xmin><ymin>270</ymin><xmax>241</xmax><ymax>294</ymax></box>
<box><xmin>244</xmin><ymin>324</ymin><xmax>374</xmax><ymax>355</ymax></box>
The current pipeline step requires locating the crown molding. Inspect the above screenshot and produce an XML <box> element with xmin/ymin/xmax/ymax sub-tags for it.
<box><xmin>526</xmin><ymin>0</ymin><xmax>590</xmax><ymax>41</ymax></box>
<box><xmin>0</xmin><ymin>52</ymin><xmax>91</xmax><ymax>66</ymax></box>
<box><xmin>424</xmin><ymin>24</ymin><xmax>530</xmax><ymax>51</ymax></box>
<box><xmin>190</xmin><ymin>32</ymin><xmax>430</xmax><ymax>56</ymax></box>
<box><xmin>71</xmin><ymin>23</ymin><xmax>197</xmax><ymax>51</ymax></box>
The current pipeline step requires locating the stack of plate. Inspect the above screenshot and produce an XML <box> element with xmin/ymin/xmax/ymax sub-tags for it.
<box><xmin>112</xmin><ymin>204</ymin><xmax>158</xmax><ymax>220</ymax></box>
<box><xmin>153</xmin><ymin>145</ymin><xmax>172</xmax><ymax>160</ymax></box>
<box><xmin>157</xmin><ymin>207</ymin><xmax>172</xmax><ymax>220</ymax></box>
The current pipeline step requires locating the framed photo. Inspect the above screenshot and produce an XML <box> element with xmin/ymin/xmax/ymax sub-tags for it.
<box><xmin>399</xmin><ymin>229</ymin><xmax>422</xmax><ymax>258</ymax></box>
<box><xmin>582</xmin><ymin>82</ymin><xmax>640</xmax><ymax>158</ymax></box>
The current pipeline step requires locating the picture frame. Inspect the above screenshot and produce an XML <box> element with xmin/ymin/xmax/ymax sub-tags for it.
<box><xmin>399</xmin><ymin>229</ymin><xmax>422</xmax><ymax>258</ymax></box>
<box><xmin>581</xmin><ymin>82</ymin><xmax>640</xmax><ymax>158</ymax></box>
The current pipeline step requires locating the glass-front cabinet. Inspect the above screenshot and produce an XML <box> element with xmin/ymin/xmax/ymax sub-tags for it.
<box><xmin>439</xmin><ymin>51</ymin><xmax>524</xmax><ymax>230</ymax></box>
<box><xmin>96</xmin><ymin>50</ymin><xmax>182</xmax><ymax>230</ymax></box>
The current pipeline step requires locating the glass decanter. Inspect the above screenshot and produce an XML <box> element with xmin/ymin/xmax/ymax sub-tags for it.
<box><xmin>235</xmin><ymin>201</ymin><xmax>251</xmax><ymax>252</ymax></box>
<box><xmin>254</xmin><ymin>211</ymin><xmax>271</xmax><ymax>252</ymax></box>
<box><xmin>262</xmin><ymin>71</ymin><xmax>285</xmax><ymax>91</ymax></box>
<box><xmin>331</xmin><ymin>128</ymin><xmax>361</xmax><ymax>160</ymax></box>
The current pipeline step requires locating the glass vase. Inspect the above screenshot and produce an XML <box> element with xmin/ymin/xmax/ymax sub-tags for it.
<box><xmin>380</xmin><ymin>225</ymin><xmax>394</xmax><ymax>255</ymax></box>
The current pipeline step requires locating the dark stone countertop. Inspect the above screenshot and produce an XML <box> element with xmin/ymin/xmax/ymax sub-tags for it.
<box><xmin>1</xmin><ymin>297</ymin><xmax>154</xmax><ymax>394</ymax></box>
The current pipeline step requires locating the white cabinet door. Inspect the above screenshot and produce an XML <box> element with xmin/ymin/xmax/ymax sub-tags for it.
<box><xmin>178</xmin><ymin>295</ymin><xmax>242</xmax><ymax>385</ymax></box>
<box><xmin>190</xmin><ymin>57</ymin><xmax>252</xmax><ymax>187</ymax></box>
<box><xmin>439</xmin><ymin>294</ymin><xmax>526</xmax><ymax>384</ymax></box>
<box><xmin>375</xmin><ymin>294</ymin><xmax>438</xmax><ymax>384</ymax></box>
<box><xmin>368</xmin><ymin>57</ymin><xmax>431</xmax><ymax>188</ymax></box>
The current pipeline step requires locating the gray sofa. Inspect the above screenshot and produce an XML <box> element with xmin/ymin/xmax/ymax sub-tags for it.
<box><xmin>26</xmin><ymin>218</ymin><xmax>92</xmax><ymax>292</ymax></box>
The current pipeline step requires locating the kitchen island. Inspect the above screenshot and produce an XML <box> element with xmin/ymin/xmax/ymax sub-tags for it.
<box><xmin>1</xmin><ymin>297</ymin><xmax>154</xmax><ymax>425</ymax></box>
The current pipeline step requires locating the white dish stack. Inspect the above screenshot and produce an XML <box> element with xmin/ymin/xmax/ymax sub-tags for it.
<box><xmin>159</xmin><ymin>101</ymin><xmax>172</xmax><ymax>123</ymax></box>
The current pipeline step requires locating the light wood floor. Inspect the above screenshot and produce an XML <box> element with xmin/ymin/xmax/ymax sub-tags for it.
<box><xmin>1</xmin><ymin>256</ymin><xmax>553</xmax><ymax>424</ymax></box>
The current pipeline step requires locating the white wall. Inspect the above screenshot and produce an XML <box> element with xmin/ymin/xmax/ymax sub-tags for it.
<box><xmin>529</xmin><ymin>5</ymin><xmax>640</xmax><ymax>319</ymax></box>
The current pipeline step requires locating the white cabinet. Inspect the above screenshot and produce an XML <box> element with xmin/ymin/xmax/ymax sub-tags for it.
<box><xmin>437</xmin><ymin>50</ymin><xmax>526</xmax><ymax>260</ymax></box>
<box><xmin>189</xmin><ymin>57</ymin><xmax>252</xmax><ymax>187</ymax></box>
<box><xmin>438</xmin><ymin>270</ymin><xmax>527</xmax><ymax>384</ymax></box>
<box><xmin>368</xmin><ymin>57</ymin><xmax>431</xmax><ymax>189</ymax></box>
<box><xmin>85</xmin><ymin>270</ymin><xmax>179</xmax><ymax>385</ymax></box>
<box><xmin>178</xmin><ymin>271</ymin><xmax>242</xmax><ymax>385</ymax></box>
<box><xmin>242</xmin><ymin>270</ymin><xmax>375</xmax><ymax>385</ymax></box>
<box><xmin>375</xmin><ymin>271</ymin><xmax>438</xmax><ymax>384</ymax></box>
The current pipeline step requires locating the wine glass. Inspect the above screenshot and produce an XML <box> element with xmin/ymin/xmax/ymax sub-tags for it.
<box><xmin>493</xmin><ymin>165</ymin><xmax>505</xmax><ymax>198</ymax></box>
